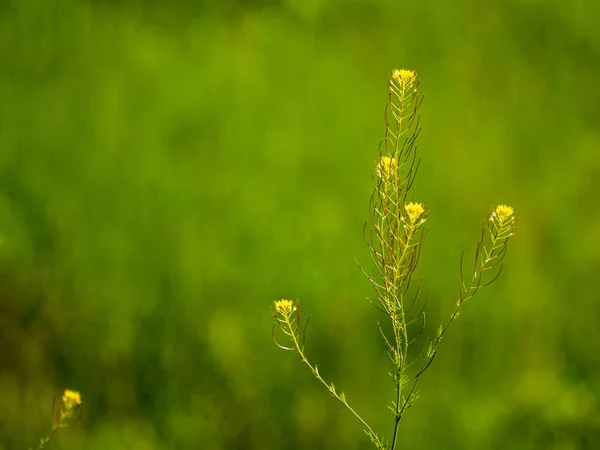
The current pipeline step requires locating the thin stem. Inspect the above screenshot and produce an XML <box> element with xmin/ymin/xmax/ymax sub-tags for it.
<box><xmin>398</xmin><ymin>306</ymin><xmax>461</xmax><ymax>421</ymax></box>
<box><xmin>283</xmin><ymin>315</ymin><xmax>385</xmax><ymax>449</ymax></box>
<box><xmin>390</xmin><ymin>390</ymin><xmax>401</xmax><ymax>450</ymax></box>
<box><xmin>38</xmin><ymin>429</ymin><xmax>57</xmax><ymax>449</ymax></box>
<box><xmin>390</xmin><ymin>222</ymin><xmax>418</xmax><ymax>450</ymax></box>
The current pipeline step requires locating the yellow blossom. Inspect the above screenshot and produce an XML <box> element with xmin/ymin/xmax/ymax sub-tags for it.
<box><xmin>62</xmin><ymin>390</ymin><xmax>82</xmax><ymax>409</ymax></box>
<box><xmin>391</xmin><ymin>68</ymin><xmax>416</xmax><ymax>85</ymax></box>
<box><xmin>494</xmin><ymin>204</ymin><xmax>514</xmax><ymax>222</ymax></box>
<box><xmin>405</xmin><ymin>202</ymin><xmax>425</xmax><ymax>223</ymax></box>
<box><xmin>376</xmin><ymin>156</ymin><xmax>398</xmax><ymax>180</ymax></box>
<box><xmin>274</xmin><ymin>299</ymin><xmax>296</xmax><ymax>318</ymax></box>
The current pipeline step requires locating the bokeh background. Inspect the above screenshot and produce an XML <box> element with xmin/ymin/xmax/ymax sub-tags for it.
<box><xmin>1</xmin><ymin>0</ymin><xmax>599</xmax><ymax>448</ymax></box>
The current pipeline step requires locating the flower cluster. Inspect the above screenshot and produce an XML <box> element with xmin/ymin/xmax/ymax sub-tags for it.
<box><xmin>273</xmin><ymin>299</ymin><xmax>297</xmax><ymax>319</ymax></box>
<box><xmin>491</xmin><ymin>204</ymin><xmax>514</xmax><ymax>223</ymax></box>
<box><xmin>62</xmin><ymin>390</ymin><xmax>82</xmax><ymax>410</ymax></box>
<box><xmin>391</xmin><ymin>69</ymin><xmax>416</xmax><ymax>86</ymax></box>
<box><xmin>52</xmin><ymin>389</ymin><xmax>83</xmax><ymax>432</ymax></box>
<box><xmin>404</xmin><ymin>202</ymin><xmax>425</xmax><ymax>223</ymax></box>
<box><xmin>376</xmin><ymin>156</ymin><xmax>399</xmax><ymax>181</ymax></box>
<box><xmin>271</xmin><ymin>299</ymin><xmax>303</xmax><ymax>352</ymax></box>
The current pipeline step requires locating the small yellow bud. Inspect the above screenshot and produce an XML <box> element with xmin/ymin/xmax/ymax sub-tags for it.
<box><xmin>405</xmin><ymin>202</ymin><xmax>425</xmax><ymax>223</ymax></box>
<box><xmin>376</xmin><ymin>156</ymin><xmax>398</xmax><ymax>180</ymax></box>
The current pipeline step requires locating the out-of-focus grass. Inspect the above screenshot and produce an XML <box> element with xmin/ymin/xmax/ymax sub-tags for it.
<box><xmin>0</xmin><ymin>0</ymin><xmax>599</xmax><ymax>448</ymax></box>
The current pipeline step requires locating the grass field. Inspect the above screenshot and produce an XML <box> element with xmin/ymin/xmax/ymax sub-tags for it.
<box><xmin>0</xmin><ymin>0</ymin><xmax>599</xmax><ymax>448</ymax></box>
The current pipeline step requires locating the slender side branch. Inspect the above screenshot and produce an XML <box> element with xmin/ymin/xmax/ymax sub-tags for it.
<box><xmin>272</xmin><ymin>300</ymin><xmax>386</xmax><ymax>449</ymax></box>
<box><xmin>36</xmin><ymin>390</ymin><xmax>82</xmax><ymax>449</ymax></box>
<box><xmin>397</xmin><ymin>205</ymin><xmax>518</xmax><ymax>422</ymax></box>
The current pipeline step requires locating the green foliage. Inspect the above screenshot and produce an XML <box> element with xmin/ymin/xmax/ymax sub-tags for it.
<box><xmin>1</xmin><ymin>0</ymin><xmax>599</xmax><ymax>449</ymax></box>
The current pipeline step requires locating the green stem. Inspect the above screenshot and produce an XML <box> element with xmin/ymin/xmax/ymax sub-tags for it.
<box><xmin>284</xmin><ymin>316</ymin><xmax>384</xmax><ymax>449</ymax></box>
<box><xmin>390</xmin><ymin>224</ymin><xmax>416</xmax><ymax>450</ymax></box>
<box><xmin>38</xmin><ymin>429</ymin><xmax>57</xmax><ymax>449</ymax></box>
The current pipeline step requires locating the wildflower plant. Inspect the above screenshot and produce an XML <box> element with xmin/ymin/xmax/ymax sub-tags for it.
<box><xmin>37</xmin><ymin>389</ymin><xmax>82</xmax><ymax>449</ymax></box>
<box><xmin>271</xmin><ymin>68</ymin><xmax>518</xmax><ymax>449</ymax></box>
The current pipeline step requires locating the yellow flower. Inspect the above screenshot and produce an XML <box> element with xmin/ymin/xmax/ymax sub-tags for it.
<box><xmin>62</xmin><ymin>390</ymin><xmax>82</xmax><ymax>410</ymax></box>
<box><xmin>274</xmin><ymin>299</ymin><xmax>296</xmax><ymax>318</ymax></box>
<box><xmin>376</xmin><ymin>156</ymin><xmax>398</xmax><ymax>180</ymax></box>
<box><xmin>494</xmin><ymin>204</ymin><xmax>514</xmax><ymax>222</ymax></box>
<box><xmin>405</xmin><ymin>202</ymin><xmax>425</xmax><ymax>223</ymax></box>
<box><xmin>391</xmin><ymin>68</ymin><xmax>416</xmax><ymax>85</ymax></box>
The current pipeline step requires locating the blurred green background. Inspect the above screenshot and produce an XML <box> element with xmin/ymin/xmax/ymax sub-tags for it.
<box><xmin>1</xmin><ymin>0</ymin><xmax>599</xmax><ymax>448</ymax></box>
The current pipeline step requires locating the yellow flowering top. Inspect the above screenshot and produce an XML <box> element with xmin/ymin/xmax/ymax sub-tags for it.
<box><xmin>391</xmin><ymin>68</ymin><xmax>416</xmax><ymax>85</ymax></box>
<box><xmin>494</xmin><ymin>204</ymin><xmax>514</xmax><ymax>221</ymax></box>
<box><xmin>376</xmin><ymin>156</ymin><xmax>398</xmax><ymax>180</ymax></box>
<box><xmin>63</xmin><ymin>390</ymin><xmax>82</xmax><ymax>409</ymax></box>
<box><xmin>274</xmin><ymin>299</ymin><xmax>296</xmax><ymax>318</ymax></box>
<box><xmin>405</xmin><ymin>202</ymin><xmax>425</xmax><ymax>223</ymax></box>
